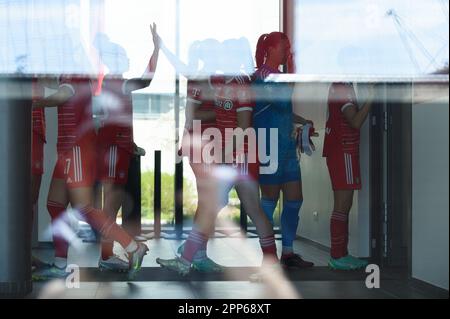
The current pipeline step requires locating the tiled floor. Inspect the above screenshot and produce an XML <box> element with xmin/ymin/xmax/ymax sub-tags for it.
<box><xmin>28</xmin><ymin>237</ymin><xmax>448</xmax><ymax>299</ymax></box>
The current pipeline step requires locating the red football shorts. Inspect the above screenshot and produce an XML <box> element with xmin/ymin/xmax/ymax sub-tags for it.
<box><xmin>52</xmin><ymin>143</ymin><xmax>96</xmax><ymax>188</ymax></box>
<box><xmin>326</xmin><ymin>152</ymin><xmax>361</xmax><ymax>191</ymax></box>
<box><xmin>98</xmin><ymin>145</ymin><xmax>131</xmax><ymax>185</ymax></box>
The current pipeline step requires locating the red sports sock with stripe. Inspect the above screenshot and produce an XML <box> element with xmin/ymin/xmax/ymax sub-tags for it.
<box><xmin>182</xmin><ymin>230</ymin><xmax>209</xmax><ymax>263</ymax></box>
<box><xmin>330</xmin><ymin>211</ymin><xmax>349</xmax><ymax>259</ymax></box>
<box><xmin>260</xmin><ymin>235</ymin><xmax>278</xmax><ymax>264</ymax></box>
<box><xmin>101</xmin><ymin>240</ymin><xmax>114</xmax><ymax>260</ymax></box>
<box><xmin>47</xmin><ymin>200</ymin><xmax>69</xmax><ymax>258</ymax></box>
<box><xmin>78</xmin><ymin>206</ymin><xmax>133</xmax><ymax>250</ymax></box>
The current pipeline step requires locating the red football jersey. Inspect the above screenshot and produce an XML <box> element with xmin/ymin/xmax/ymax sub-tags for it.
<box><xmin>97</xmin><ymin>78</ymin><xmax>133</xmax><ymax>154</ymax></box>
<box><xmin>186</xmin><ymin>78</ymin><xmax>216</xmax><ymax>133</ymax></box>
<box><xmin>57</xmin><ymin>76</ymin><xmax>95</xmax><ymax>153</ymax></box>
<box><xmin>212</xmin><ymin>75</ymin><xmax>255</xmax><ymax>154</ymax></box>
<box><xmin>323</xmin><ymin>82</ymin><xmax>360</xmax><ymax>157</ymax></box>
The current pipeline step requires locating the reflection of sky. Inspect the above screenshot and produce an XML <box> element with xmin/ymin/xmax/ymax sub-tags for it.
<box><xmin>0</xmin><ymin>0</ymin><xmax>96</xmax><ymax>74</ymax></box>
<box><xmin>296</xmin><ymin>0</ymin><xmax>449</xmax><ymax>75</ymax></box>
<box><xmin>0</xmin><ymin>0</ymin><xmax>448</xmax><ymax>76</ymax></box>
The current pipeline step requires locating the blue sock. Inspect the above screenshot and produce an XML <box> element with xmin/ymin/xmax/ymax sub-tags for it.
<box><xmin>261</xmin><ymin>198</ymin><xmax>278</xmax><ymax>225</ymax></box>
<box><xmin>281</xmin><ymin>200</ymin><xmax>303</xmax><ymax>249</ymax></box>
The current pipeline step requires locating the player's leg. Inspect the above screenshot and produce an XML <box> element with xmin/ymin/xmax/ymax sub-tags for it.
<box><xmin>329</xmin><ymin>190</ymin><xmax>357</xmax><ymax>269</ymax></box>
<box><xmin>235</xmin><ymin>179</ymin><xmax>278</xmax><ymax>265</ymax></box>
<box><xmin>46</xmin><ymin>157</ymin><xmax>70</xmax><ymax>270</ymax></box>
<box><xmin>260</xmin><ymin>184</ymin><xmax>281</xmax><ymax>225</ymax></box>
<box><xmin>31</xmin><ymin>175</ymin><xmax>42</xmax><ymax>219</ymax></box>
<box><xmin>31</xmin><ymin>134</ymin><xmax>44</xmax><ymax>221</ymax></box>
<box><xmin>158</xmin><ymin>163</ymin><xmax>225</xmax><ymax>276</ymax></box>
<box><xmin>32</xmin><ymin>171</ymin><xmax>70</xmax><ymax>281</ymax></box>
<box><xmin>67</xmin><ymin>144</ymin><xmax>148</xmax><ymax>278</ymax></box>
<box><xmin>180</xmin><ymin>163</ymin><xmax>225</xmax><ymax>272</ymax></box>
<box><xmin>98</xmin><ymin>145</ymin><xmax>130</xmax><ymax>272</ymax></box>
<box><xmin>327</xmin><ymin>153</ymin><xmax>366</xmax><ymax>270</ymax></box>
<box><xmin>31</xmin><ymin>133</ymin><xmax>45</xmax><ymax>227</ymax></box>
<box><xmin>280</xmin><ymin>178</ymin><xmax>314</xmax><ymax>268</ymax></box>
<box><xmin>30</xmin><ymin>134</ymin><xmax>52</xmax><ymax>269</ymax></box>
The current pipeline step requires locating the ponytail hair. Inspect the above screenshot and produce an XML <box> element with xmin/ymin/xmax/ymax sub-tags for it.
<box><xmin>255</xmin><ymin>34</ymin><xmax>269</xmax><ymax>69</ymax></box>
<box><xmin>255</xmin><ymin>32</ymin><xmax>290</xmax><ymax>69</ymax></box>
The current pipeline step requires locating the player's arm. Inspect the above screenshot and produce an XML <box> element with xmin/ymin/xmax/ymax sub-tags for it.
<box><xmin>158</xmin><ymin>34</ymin><xmax>194</xmax><ymax>78</ymax></box>
<box><xmin>237</xmin><ymin>109</ymin><xmax>252</xmax><ymax>131</ymax></box>
<box><xmin>193</xmin><ymin>107</ymin><xmax>215</xmax><ymax>122</ymax></box>
<box><xmin>223</xmin><ymin>108</ymin><xmax>252</xmax><ymax>160</ymax></box>
<box><xmin>124</xmin><ymin>23</ymin><xmax>160</xmax><ymax>94</ymax></box>
<box><xmin>231</xmin><ymin>97</ymin><xmax>254</xmax><ymax>156</ymax></box>
<box><xmin>185</xmin><ymin>98</ymin><xmax>215</xmax><ymax>129</ymax></box>
<box><xmin>32</xmin><ymin>84</ymin><xmax>74</xmax><ymax>109</ymax></box>
<box><xmin>236</xmin><ymin>84</ymin><xmax>254</xmax><ymax>131</ymax></box>
<box><xmin>342</xmin><ymin>85</ymin><xmax>375</xmax><ymax>130</ymax></box>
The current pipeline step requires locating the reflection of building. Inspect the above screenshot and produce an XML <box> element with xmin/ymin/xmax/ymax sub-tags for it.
<box><xmin>132</xmin><ymin>93</ymin><xmax>186</xmax><ymax>119</ymax></box>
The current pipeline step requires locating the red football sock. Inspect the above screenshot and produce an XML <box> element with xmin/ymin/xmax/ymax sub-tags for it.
<box><xmin>78</xmin><ymin>206</ymin><xmax>133</xmax><ymax>249</ymax></box>
<box><xmin>182</xmin><ymin>230</ymin><xmax>209</xmax><ymax>263</ymax></box>
<box><xmin>47</xmin><ymin>200</ymin><xmax>69</xmax><ymax>258</ymax></box>
<box><xmin>330</xmin><ymin>211</ymin><xmax>349</xmax><ymax>259</ymax></box>
<box><xmin>101</xmin><ymin>240</ymin><xmax>114</xmax><ymax>260</ymax></box>
<box><xmin>260</xmin><ymin>235</ymin><xmax>278</xmax><ymax>264</ymax></box>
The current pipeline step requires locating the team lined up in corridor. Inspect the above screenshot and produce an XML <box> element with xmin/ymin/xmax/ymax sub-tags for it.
<box><xmin>30</xmin><ymin>23</ymin><xmax>374</xmax><ymax>281</ymax></box>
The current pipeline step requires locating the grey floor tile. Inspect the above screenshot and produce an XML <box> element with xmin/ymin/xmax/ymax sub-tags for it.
<box><xmin>28</xmin><ymin>238</ymin><xmax>445</xmax><ymax>299</ymax></box>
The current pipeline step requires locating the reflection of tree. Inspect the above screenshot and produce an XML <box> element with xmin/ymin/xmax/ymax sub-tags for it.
<box><xmin>140</xmin><ymin>171</ymin><xmax>256</xmax><ymax>226</ymax></box>
<box><xmin>141</xmin><ymin>171</ymin><xmax>197</xmax><ymax>223</ymax></box>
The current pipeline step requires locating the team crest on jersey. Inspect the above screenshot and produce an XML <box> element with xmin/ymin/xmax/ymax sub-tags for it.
<box><xmin>224</xmin><ymin>100</ymin><xmax>234</xmax><ymax>110</ymax></box>
<box><xmin>191</xmin><ymin>88</ymin><xmax>200</xmax><ymax>97</ymax></box>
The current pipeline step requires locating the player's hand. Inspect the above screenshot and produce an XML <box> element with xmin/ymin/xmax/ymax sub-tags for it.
<box><xmin>134</xmin><ymin>143</ymin><xmax>146</xmax><ymax>156</ymax></box>
<box><xmin>305</xmin><ymin>120</ymin><xmax>319</xmax><ymax>137</ymax></box>
<box><xmin>150</xmin><ymin>23</ymin><xmax>160</xmax><ymax>50</ymax></box>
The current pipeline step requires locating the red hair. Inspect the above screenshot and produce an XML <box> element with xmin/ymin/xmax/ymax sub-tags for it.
<box><xmin>255</xmin><ymin>32</ymin><xmax>289</xmax><ymax>68</ymax></box>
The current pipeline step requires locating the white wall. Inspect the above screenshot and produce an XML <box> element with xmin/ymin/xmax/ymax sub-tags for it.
<box><xmin>293</xmin><ymin>82</ymin><xmax>370</xmax><ymax>257</ymax></box>
<box><xmin>412</xmin><ymin>94</ymin><xmax>449</xmax><ymax>290</ymax></box>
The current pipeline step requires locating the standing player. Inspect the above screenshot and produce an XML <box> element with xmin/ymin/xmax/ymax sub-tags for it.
<box><xmin>176</xmin><ymin>76</ymin><xmax>226</xmax><ymax>273</ymax></box>
<box><xmin>253</xmin><ymin>32</ymin><xmax>315</xmax><ymax>268</ymax></box>
<box><xmin>95</xmin><ymin>24</ymin><xmax>160</xmax><ymax>272</ymax></box>
<box><xmin>157</xmin><ymin>39</ymin><xmax>279</xmax><ymax>278</ymax></box>
<box><xmin>31</xmin><ymin>74</ymin><xmax>148</xmax><ymax>281</ymax></box>
<box><xmin>158</xmin><ymin>36</ymin><xmax>226</xmax><ymax>272</ymax></box>
<box><xmin>323</xmin><ymin>82</ymin><xmax>374</xmax><ymax>270</ymax></box>
<box><xmin>30</xmin><ymin>78</ymin><xmax>54</xmax><ymax>270</ymax></box>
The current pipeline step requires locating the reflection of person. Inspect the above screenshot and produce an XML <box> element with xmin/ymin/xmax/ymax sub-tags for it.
<box><xmin>157</xmin><ymin>39</ymin><xmax>280</xmax><ymax>280</ymax></box>
<box><xmin>31</xmin><ymin>74</ymin><xmax>148</xmax><ymax>281</ymax></box>
<box><xmin>94</xmin><ymin>24</ymin><xmax>160</xmax><ymax>272</ymax></box>
<box><xmin>30</xmin><ymin>78</ymin><xmax>57</xmax><ymax>270</ymax></box>
<box><xmin>156</xmin><ymin>35</ymin><xmax>224</xmax><ymax>272</ymax></box>
<box><xmin>323</xmin><ymin>82</ymin><xmax>374</xmax><ymax>270</ymax></box>
<box><xmin>253</xmin><ymin>32</ymin><xmax>315</xmax><ymax>269</ymax></box>
<box><xmin>31</xmin><ymin>80</ymin><xmax>47</xmax><ymax>223</ymax></box>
